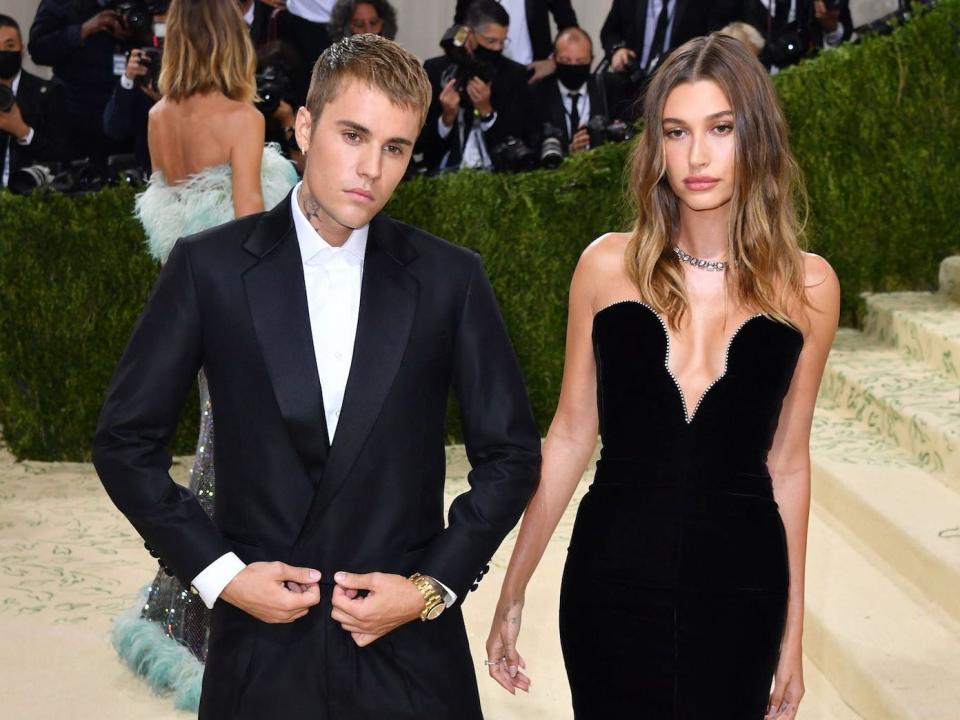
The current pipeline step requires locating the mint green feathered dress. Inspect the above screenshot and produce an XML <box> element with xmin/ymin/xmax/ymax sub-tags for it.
<box><xmin>111</xmin><ymin>144</ymin><xmax>298</xmax><ymax>712</ymax></box>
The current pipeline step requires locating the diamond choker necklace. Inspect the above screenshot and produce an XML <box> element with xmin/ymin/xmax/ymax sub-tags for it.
<box><xmin>673</xmin><ymin>246</ymin><xmax>728</xmax><ymax>272</ymax></box>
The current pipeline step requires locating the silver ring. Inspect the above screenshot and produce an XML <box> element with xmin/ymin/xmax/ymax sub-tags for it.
<box><xmin>483</xmin><ymin>657</ymin><xmax>506</xmax><ymax>666</ymax></box>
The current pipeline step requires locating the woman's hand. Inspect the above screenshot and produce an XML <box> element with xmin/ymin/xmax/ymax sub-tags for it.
<box><xmin>766</xmin><ymin>647</ymin><xmax>804</xmax><ymax>719</ymax></box>
<box><xmin>485</xmin><ymin>599</ymin><xmax>530</xmax><ymax>694</ymax></box>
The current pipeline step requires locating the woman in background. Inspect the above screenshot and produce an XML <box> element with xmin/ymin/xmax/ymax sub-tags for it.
<box><xmin>328</xmin><ymin>0</ymin><xmax>398</xmax><ymax>43</ymax></box>
<box><xmin>112</xmin><ymin>0</ymin><xmax>297</xmax><ymax>711</ymax></box>
<box><xmin>486</xmin><ymin>33</ymin><xmax>839</xmax><ymax>719</ymax></box>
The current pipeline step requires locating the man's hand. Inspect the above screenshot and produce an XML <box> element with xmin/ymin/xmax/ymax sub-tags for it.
<box><xmin>259</xmin><ymin>0</ymin><xmax>288</xmax><ymax>8</ymax></box>
<box><xmin>569</xmin><ymin>127</ymin><xmax>590</xmax><ymax>154</ymax></box>
<box><xmin>0</xmin><ymin>102</ymin><xmax>30</xmax><ymax>141</ymax></box>
<box><xmin>81</xmin><ymin>10</ymin><xmax>125</xmax><ymax>40</ymax></box>
<box><xmin>124</xmin><ymin>49</ymin><xmax>150</xmax><ymax>82</ymax></box>
<box><xmin>439</xmin><ymin>78</ymin><xmax>460</xmax><ymax>128</ymax></box>
<box><xmin>330</xmin><ymin>571</ymin><xmax>425</xmax><ymax>647</ymax></box>
<box><xmin>527</xmin><ymin>57</ymin><xmax>556</xmax><ymax>84</ymax></box>
<box><xmin>220</xmin><ymin>561</ymin><xmax>321</xmax><ymax>623</ymax></box>
<box><xmin>466</xmin><ymin>77</ymin><xmax>493</xmax><ymax>117</ymax></box>
<box><xmin>814</xmin><ymin>1</ymin><xmax>841</xmax><ymax>32</ymax></box>
<box><xmin>611</xmin><ymin>47</ymin><xmax>636</xmax><ymax>73</ymax></box>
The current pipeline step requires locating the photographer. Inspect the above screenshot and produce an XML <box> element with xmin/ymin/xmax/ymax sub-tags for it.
<box><xmin>255</xmin><ymin>40</ymin><xmax>304</xmax><ymax>174</ymax></box>
<box><xmin>531</xmin><ymin>27</ymin><xmax>631</xmax><ymax>158</ymax></box>
<box><xmin>27</xmin><ymin>0</ymin><xmax>151</xmax><ymax>163</ymax></box>
<box><xmin>744</xmin><ymin>0</ymin><xmax>853</xmax><ymax>71</ymax></box>
<box><xmin>417</xmin><ymin>0</ymin><xmax>537</xmax><ymax>172</ymax></box>
<box><xmin>102</xmin><ymin>46</ymin><xmax>160</xmax><ymax>175</ymax></box>
<box><xmin>600</xmin><ymin>1</ymin><xmax>741</xmax><ymax>98</ymax></box>
<box><xmin>454</xmin><ymin>0</ymin><xmax>578</xmax><ymax>83</ymax></box>
<box><xmin>0</xmin><ymin>14</ymin><xmax>67</xmax><ymax>189</ymax></box>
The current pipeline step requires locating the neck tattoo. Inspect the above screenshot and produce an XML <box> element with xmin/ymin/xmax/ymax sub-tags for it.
<box><xmin>298</xmin><ymin>185</ymin><xmax>329</xmax><ymax>235</ymax></box>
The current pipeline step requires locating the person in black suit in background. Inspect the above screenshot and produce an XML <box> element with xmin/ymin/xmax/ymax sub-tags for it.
<box><xmin>455</xmin><ymin>0</ymin><xmax>578</xmax><ymax>82</ymax></box>
<box><xmin>418</xmin><ymin>0</ymin><xmax>537</xmax><ymax>172</ymax></box>
<box><xmin>0</xmin><ymin>14</ymin><xmax>66</xmax><ymax>190</ymax></box>
<box><xmin>743</xmin><ymin>0</ymin><xmax>853</xmax><ymax>71</ymax></box>
<box><xmin>531</xmin><ymin>27</ymin><xmax>631</xmax><ymax>157</ymax></box>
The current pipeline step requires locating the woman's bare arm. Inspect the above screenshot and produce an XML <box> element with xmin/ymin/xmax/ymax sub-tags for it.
<box><xmin>229</xmin><ymin>107</ymin><xmax>266</xmax><ymax>218</ymax></box>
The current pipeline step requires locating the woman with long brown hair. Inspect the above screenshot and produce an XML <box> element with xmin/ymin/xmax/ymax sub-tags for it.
<box><xmin>111</xmin><ymin>0</ymin><xmax>297</xmax><ymax>711</ymax></box>
<box><xmin>485</xmin><ymin>33</ymin><xmax>839</xmax><ymax>719</ymax></box>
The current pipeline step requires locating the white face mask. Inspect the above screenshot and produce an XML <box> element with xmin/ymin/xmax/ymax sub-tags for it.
<box><xmin>153</xmin><ymin>22</ymin><xmax>166</xmax><ymax>39</ymax></box>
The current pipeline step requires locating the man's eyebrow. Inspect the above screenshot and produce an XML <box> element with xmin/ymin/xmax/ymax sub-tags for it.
<box><xmin>662</xmin><ymin>110</ymin><xmax>734</xmax><ymax>124</ymax></box>
<box><xmin>336</xmin><ymin>119</ymin><xmax>414</xmax><ymax>146</ymax></box>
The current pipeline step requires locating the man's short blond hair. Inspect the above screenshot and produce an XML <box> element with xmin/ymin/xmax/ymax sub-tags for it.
<box><xmin>305</xmin><ymin>34</ymin><xmax>432</xmax><ymax>130</ymax></box>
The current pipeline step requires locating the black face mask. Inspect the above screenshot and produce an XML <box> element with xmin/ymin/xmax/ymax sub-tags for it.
<box><xmin>472</xmin><ymin>45</ymin><xmax>502</xmax><ymax>65</ymax></box>
<box><xmin>0</xmin><ymin>50</ymin><xmax>21</xmax><ymax>80</ymax></box>
<box><xmin>555</xmin><ymin>62</ymin><xmax>591</xmax><ymax>91</ymax></box>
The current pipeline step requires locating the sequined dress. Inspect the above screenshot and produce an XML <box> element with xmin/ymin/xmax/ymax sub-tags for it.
<box><xmin>111</xmin><ymin>144</ymin><xmax>297</xmax><ymax>710</ymax></box>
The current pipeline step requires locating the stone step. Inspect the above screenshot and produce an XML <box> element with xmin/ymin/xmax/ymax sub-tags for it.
<box><xmin>862</xmin><ymin>291</ymin><xmax>960</xmax><ymax>381</ymax></box>
<box><xmin>811</xmin><ymin>401</ymin><xmax>960</xmax><ymax>625</ymax></box>
<box><xmin>819</xmin><ymin>329</ymin><xmax>960</xmax><ymax>483</ymax></box>
<box><xmin>805</xmin><ymin>508</ymin><xmax>960</xmax><ymax>720</ymax></box>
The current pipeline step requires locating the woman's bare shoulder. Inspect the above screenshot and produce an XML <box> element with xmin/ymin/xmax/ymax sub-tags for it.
<box><xmin>573</xmin><ymin>232</ymin><xmax>638</xmax><ymax>309</ymax></box>
<box><xmin>580</xmin><ymin>231</ymin><xmax>631</xmax><ymax>274</ymax></box>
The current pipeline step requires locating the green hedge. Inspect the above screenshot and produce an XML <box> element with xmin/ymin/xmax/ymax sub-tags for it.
<box><xmin>2</xmin><ymin>0</ymin><xmax>959</xmax><ymax>461</ymax></box>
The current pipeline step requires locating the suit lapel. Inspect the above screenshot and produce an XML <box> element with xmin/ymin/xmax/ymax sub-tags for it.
<box><xmin>242</xmin><ymin>194</ymin><xmax>330</xmax><ymax>483</ymax></box>
<box><xmin>297</xmin><ymin>213</ymin><xmax>420</xmax><ymax>533</ymax></box>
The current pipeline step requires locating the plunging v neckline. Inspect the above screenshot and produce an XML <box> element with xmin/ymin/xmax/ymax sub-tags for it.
<box><xmin>595</xmin><ymin>300</ymin><xmax>763</xmax><ymax>424</ymax></box>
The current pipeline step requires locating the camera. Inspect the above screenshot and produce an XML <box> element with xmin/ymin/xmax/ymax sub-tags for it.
<box><xmin>439</xmin><ymin>24</ymin><xmax>495</xmax><ymax>97</ymax></box>
<box><xmin>255</xmin><ymin>66</ymin><xmax>291</xmax><ymax>116</ymax></box>
<box><xmin>587</xmin><ymin>116</ymin><xmax>635</xmax><ymax>149</ymax></box>
<box><xmin>135</xmin><ymin>46</ymin><xmax>162</xmax><ymax>88</ymax></box>
<box><xmin>539</xmin><ymin>123</ymin><xmax>564</xmax><ymax>170</ymax></box>
<box><xmin>490</xmin><ymin>136</ymin><xmax>537</xmax><ymax>173</ymax></box>
<box><xmin>0</xmin><ymin>84</ymin><xmax>14</xmax><ymax>113</ymax></box>
<box><xmin>95</xmin><ymin>0</ymin><xmax>170</xmax><ymax>35</ymax></box>
<box><xmin>9</xmin><ymin>154</ymin><xmax>145</xmax><ymax>196</ymax></box>
<box><xmin>766</xmin><ymin>29</ymin><xmax>807</xmax><ymax>67</ymax></box>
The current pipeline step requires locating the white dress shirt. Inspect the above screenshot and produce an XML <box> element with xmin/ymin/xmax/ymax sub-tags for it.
<box><xmin>560</xmin><ymin>81</ymin><xmax>590</xmax><ymax>140</ymax></box>
<box><xmin>286</xmin><ymin>0</ymin><xmax>336</xmax><ymax>23</ymax></box>
<box><xmin>641</xmin><ymin>0</ymin><xmax>678</xmax><ymax>71</ymax></box>
<box><xmin>438</xmin><ymin>110</ymin><xmax>498</xmax><ymax>170</ymax></box>
<box><xmin>192</xmin><ymin>184</ymin><xmax>455</xmax><ymax>608</ymax></box>
<box><xmin>497</xmin><ymin>0</ymin><xmax>534</xmax><ymax>65</ymax></box>
<box><xmin>2</xmin><ymin>71</ymin><xmax>36</xmax><ymax>189</ymax></box>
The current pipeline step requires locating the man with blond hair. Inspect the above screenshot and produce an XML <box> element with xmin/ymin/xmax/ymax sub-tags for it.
<box><xmin>94</xmin><ymin>34</ymin><xmax>540</xmax><ymax>718</ymax></box>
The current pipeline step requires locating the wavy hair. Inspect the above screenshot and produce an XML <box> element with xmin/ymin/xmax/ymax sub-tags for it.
<box><xmin>329</xmin><ymin>0</ymin><xmax>399</xmax><ymax>43</ymax></box>
<box><xmin>158</xmin><ymin>0</ymin><xmax>257</xmax><ymax>103</ymax></box>
<box><xmin>625</xmin><ymin>32</ymin><xmax>808</xmax><ymax>330</ymax></box>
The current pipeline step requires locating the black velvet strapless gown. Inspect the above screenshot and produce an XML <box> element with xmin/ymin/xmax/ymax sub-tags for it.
<box><xmin>559</xmin><ymin>300</ymin><xmax>804</xmax><ymax>719</ymax></box>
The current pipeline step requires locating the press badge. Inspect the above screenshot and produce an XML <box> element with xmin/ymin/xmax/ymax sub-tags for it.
<box><xmin>113</xmin><ymin>53</ymin><xmax>127</xmax><ymax>76</ymax></box>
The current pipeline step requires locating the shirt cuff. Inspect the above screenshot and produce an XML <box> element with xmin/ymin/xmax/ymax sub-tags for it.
<box><xmin>435</xmin><ymin>578</ymin><xmax>457</xmax><ymax>605</ymax></box>
<box><xmin>120</xmin><ymin>74</ymin><xmax>136</xmax><ymax>90</ymax></box>
<box><xmin>823</xmin><ymin>22</ymin><xmax>845</xmax><ymax>48</ymax></box>
<box><xmin>437</xmin><ymin>116</ymin><xmax>453</xmax><ymax>139</ymax></box>
<box><xmin>17</xmin><ymin>127</ymin><xmax>34</xmax><ymax>146</ymax></box>
<box><xmin>480</xmin><ymin>112</ymin><xmax>497</xmax><ymax>131</ymax></box>
<box><xmin>191</xmin><ymin>552</ymin><xmax>246</xmax><ymax>609</ymax></box>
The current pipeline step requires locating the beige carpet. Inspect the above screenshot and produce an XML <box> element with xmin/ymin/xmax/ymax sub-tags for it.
<box><xmin>0</xmin><ymin>444</ymin><xmax>854</xmax><ymax>719</ymax></box>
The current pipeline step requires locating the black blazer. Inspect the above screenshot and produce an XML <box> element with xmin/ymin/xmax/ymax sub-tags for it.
<box><xmin>417</xmin><ymin>53</ymin><xmax>537</xmax><ymax>172</ymax></box>
<box><xmin>454</xmin><ymin>0</ymin><xmax>579</xmax><ymax>60</ymax></box>
<box><xmin>530</xmin><ymin>72</ymin><xmax>632</xmax><ymax>152</ymax></box>
<box><xmin>601</xmin><ymin>0</ymin><xmax>743</xmax><ymax>59</ymax></box>
<box><xmin>1</xmin><ymin>70</ymin><xmax>68</xmax><ymax>186</ymax></box>
<box><xmin>92</xmin><ymin>197</ymin><xmax>540</xmax><ymax>716</ymax></box>
<box><xmin>744</xmin><ymin>0</ymin><xmax>853</xmax><ymax>68</ymax></box>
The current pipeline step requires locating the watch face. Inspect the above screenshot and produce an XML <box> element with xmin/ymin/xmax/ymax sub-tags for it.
<box><xmin>426</xmin><ymin>602</ymin><xmax>446</xmax><ymax>621</ymax></box>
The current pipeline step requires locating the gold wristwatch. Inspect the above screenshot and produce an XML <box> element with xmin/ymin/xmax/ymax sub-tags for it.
<box><xmin>409</xmin><ymin>572</ymin><xmax>446</xmax><ymax>621</ymax></box>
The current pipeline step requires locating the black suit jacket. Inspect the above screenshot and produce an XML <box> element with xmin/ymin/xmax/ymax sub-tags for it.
<box><xmin>601</xmin><ymin>0</ymin><xmax>743</xmax><ymax>59</ymax></box>
<box><xmin>744</xmin><ymin>0</ymin><xmax>853</xmax><ymax>68</ymax></box>
<box><xmin>1</xmin><ymin>70</ymin><xmax>68</xmax><ymax>187</ymax></box>
<box><xmin>530</xmin><ymin>72</ymin><xmax>633</xmax><ymax>153</ymax></box>
<box><xmin>417</xmin><ymin>53</ymin><xmax>537</xmax><ymax>172</ymax></box>
<box><xmin>454</xmin><ymin>0</ymin><xmax>578</xmax><ymax>60</ymax></box>
<box><xmin>92</xmin><ymin>198</ymin><xmax>540</xmax><ymax>717</ymax></box>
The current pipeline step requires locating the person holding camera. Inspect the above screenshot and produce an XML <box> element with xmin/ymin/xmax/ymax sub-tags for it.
<box><xmin>0</xmin><ymin>14</ymin><xmax>67</xmax><ymax>190</ymax></box>
<box><xmin>28</xmin><ymin>0</ymin><xmax>142</xmax><ymax>164</ymax></box>
<box><xmin>531</xmin><ymin>26</ymin><xmax>631</xmax><ymax>159</ymax></box>
<box><xmin>102</xmin><ymin>46</ymin><xmax>160</xmax><ymax>175</ymax></box>
<box><xmin>744</xmin><ymin>0</ymin><xmax>853</xmax><ymax>72</ymax></box>
<box><xmin>454</xmin><ymin>0</ymin><xmax>579</xmax><ymax>83</ymax></box>
<box><xmin>418</xmin><ymin>0</ymin><xmax>537</xmax><ymax>173</ymax></box>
